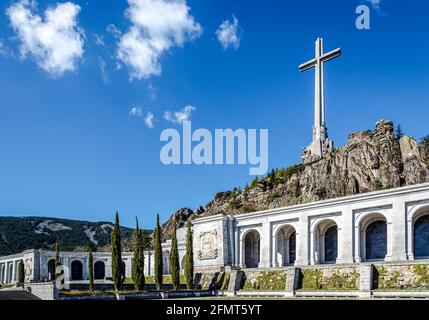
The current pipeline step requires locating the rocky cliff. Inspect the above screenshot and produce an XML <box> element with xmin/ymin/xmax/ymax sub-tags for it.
<box><xmin>161</xmin><ymin>120</ymin><xmax>429</xmax><ymax>235</ymax></box>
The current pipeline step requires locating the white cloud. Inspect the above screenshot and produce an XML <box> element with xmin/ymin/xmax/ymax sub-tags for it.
<box><xmin>129</xmin><ymin>106</ymin><xmax>144</xmax><ymax>116</ymax></box>
<box><xmin>216</xmin><ymin>15</ymin><xmax>241</xmax><ymax>50</ymax></box>
<box><xmin>164</xmin><ymin>105</ymin><xmax>196</xmax><ymax>124</ymax></box>
<box><xmin>107</xmin><ymin>24</ymin><xmax>122</xmax><ymax>39</ymax></box>
<box><xmin>117</xmin><ymin>0</ymin><xmax>202</xmax><ymax>80</ymax></box>
<box><xmin>0</xmin><ymin>40</ymin><xmax>14</xmax><ymax>58</ymax></box>
<box><xmin>98</xmin><ymin>57</ymin><xmax>110</xmax><ymax>84</ymax></box>
<box><xmin>6</xmin><ymin>0</ymin><xmax>84</xmax><ymax>77</ymax></box>
<box><xmin>94</xmin><ymin>34</ymin><xmax>105</xmax><ymax>46</ymax></box>
<box><xmin>144</xmin><ymin>112</ymin><xmax>155</xmax><ymax>128</ymax></box>
<box><xmin>129</xmin><ymin>106</ymin><xmax>155</xmax><ymax>128</ymax></box>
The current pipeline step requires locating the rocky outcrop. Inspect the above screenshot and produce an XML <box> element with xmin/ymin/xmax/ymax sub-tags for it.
<box><xmin>160</xmin><ymin>207</ymin><xmax>204</xmax><ymax>241</ymax></box>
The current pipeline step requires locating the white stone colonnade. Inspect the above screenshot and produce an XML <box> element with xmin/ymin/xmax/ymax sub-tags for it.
<box><xmin>192</xmin><ymin>183</ymin><xmax>429</xmax><ymax>269</ymax></box>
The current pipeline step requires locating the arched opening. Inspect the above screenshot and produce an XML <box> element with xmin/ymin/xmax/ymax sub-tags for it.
<box><xmin>47</xmin><ymin>259</ymin><xmax>56</xmax><ymax>280</ymax></box>
<box><xmin>365</xmin><ymin>220</ymin><xmax>387</xmax><ymax>261</ymax></box>
<box><xmin>276</xmin><ymin>225</ymin><xmax>296</xmax><ymax>266</ymax></box>
<box><xmin>314</xmin><ymin>219</ymin><xmax>338</xmax><ymax>264</ymax></box>
<box><xmin>244</xmin><ymin>230</ymin><xmax>260</xmax><ymax>268</ymax></box>
<box><xmin>324</xmin><ymin>226</ymin><xmax>338</xmax><ymax>263</ymax></box>
<box><xmin>414</xmin><ymin>214</ymin><xmax>429</xmax><ymax>258</ymax></box>
<box><xmin>71</xmin><ymin>260</ymin><xmax>83</xmax><ymax>281</ymax></box>
<box><xmin>94</xmin><ymin>261</ymin><xmax>105</xmax><ymax>280</ymax></box>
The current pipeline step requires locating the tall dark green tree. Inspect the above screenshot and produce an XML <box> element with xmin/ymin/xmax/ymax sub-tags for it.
<box><xmin>396</xmin><ymin>124</ymin><xmax>404</xmax><ymax>140</ymax></box>
<box><xmin>54</xmin><ymin>241</ymin><xmax>61</xmax><ymax>279</ymax></box>
<box><xmin>111</xmin><ymin>211</ymin><xmax>122</xmax><ymax>291</ymax></box>
<box><xmin>88</xmin><ymin>249</ymin><xmax>94</xmax><ymax>291</ymax></box>
<box><xmin>154</xmin><ymin>214</ymin><xmax>163</xmax><ymax>290</ymax></box>
<box><xmin>18</xmin><ymin>259</ymin><xmax>25</xmax><ymax>289</ymax></box>
<box><xmin>131</xmin><ymin>217</ymin><xmax>145</xmax><ymax>290</ymax></box>
<box><xmin>184</xmin><ymin>219</ymin><xmax>194</xmax><ymax>290</ymax></box>
<box><xmin>169</xmin><ymin>217</ymin><xmax>180</xmax><ymax>290</ymax></box>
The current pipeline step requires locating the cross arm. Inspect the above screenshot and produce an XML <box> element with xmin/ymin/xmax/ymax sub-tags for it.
<box><xmin>299</xmin><ymin>58</ymin><xmax>317</xmax><ymax>72</ymax></box>
<box><xmin>320</xmin><ymin>48</ymin><xmax>342</xmax><ymax>63</ymax></box>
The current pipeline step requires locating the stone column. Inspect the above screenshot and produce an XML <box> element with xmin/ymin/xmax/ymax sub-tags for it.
<box><xmin>12</xmin><ymin>261</ymin><xmax>16</xmax><ymax>283</ymax></box>
<box><xmin>339</xmin><ymin>207</ymin><xmax>354</xmax><ymax>264</ymax></box>
<box><xmin>271</xmin><ymin>232</ymin><xmax>278</xmax><ymax>267</ymax></box>
<box><xmin>354</xmin><ymin>224</ymin><xmax>362</xmax><ymax>263</ymax></box>
<box><xmin>407</xmin><ymin>213</ymin><xmax>414</xmax><ymax>261</ymax></box>
<box><xmin>295</xmin><ymin>215</ymin><xmax>309</xmax><ymax>266</ymax></box>
<box><xmin>389</xmin><ymin>199</ymin><xmax>407</xmax><ymax>261</ymax></box>
<box><xmin>259</xmin><ymin>220</ymin><xmax>271</xmax><ymax>268</ymax></box>
<box><xmin>234</xmin><ymin>228</ymin><xmax>240</xmax><ymax>267</ymax></box>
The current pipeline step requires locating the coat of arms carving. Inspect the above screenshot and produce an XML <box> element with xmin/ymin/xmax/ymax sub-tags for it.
<box><xmin>198</xmin><ymin>231</ymin><xmax>218</xmax><ymax>260</ymax></box>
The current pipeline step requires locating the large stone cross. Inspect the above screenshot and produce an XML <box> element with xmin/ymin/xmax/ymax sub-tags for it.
<box><xmin>299</xmin><ymin>38</ymin><xmax>341</xmax><ymax>159</ymax></box>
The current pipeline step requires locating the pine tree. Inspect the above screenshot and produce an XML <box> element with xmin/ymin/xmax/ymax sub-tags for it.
<box><xmin>396</xmin><ymin>124</ymin><xmax>404</xmax><ymax>140</ymax></box>
<box><xmin>18</xmin><ymin>259</ymin><xmax>25</xmax><ymax>289</ymax></box>
<box><xmin>54</xmin><ymin>241</ymin><xmax>61</xmax><ymax>280</ymax></box>
<box><xmin>111</xmin><ymin>211</ymin><xmax>122</xmax><ymax>292</ymax></box>
<box><xmin>184</xmin><ymin>219</ymin><xmax>194</xmax><ymax>290</ymax></box>
<box><xmin>421</xmin><ymin>135</ymin><xmax>429</xmax><ymax>162</ymax></box>
<box><xmin>132</xmin><ymin>217</ymin><xmax>145</xmax><ymax>291</ymax></box>
<box><xmin>154</xmin><ymin>214</ymin><xmax>163</xmax><ymax>290</ymax></box>
<box><xmin>169</xmin><ymin>217</ymin><xmax>180</xmax><ymax>290</ymax></box>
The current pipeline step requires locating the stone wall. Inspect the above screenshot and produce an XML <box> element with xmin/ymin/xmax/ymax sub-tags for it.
<box><xmin>374</xmin><ymin>264</ymin><xmax>429</xmax><ymax>290</ymax></box>
<box><xmin>240</xmin><ymin>270</ymin><xmax>287</xmax><ymax>291</ymax></box>
<box><xmin>195</xmin><ymin>271</ymin><xmax>230</xmax><ymax>290</ymax></box>
<box><xmin>300</xmin><ymin>266</ymin><xmax>359</xmax><ymax>291</ymax></box>
<box><xmin>28</xmin><ymin>282</ymin><xmax>58</xmax><ymax>300</ymax></box>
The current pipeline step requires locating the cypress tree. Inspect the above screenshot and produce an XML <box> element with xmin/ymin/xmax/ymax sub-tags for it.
<box><xmin>184</xmin><ymin>219</ymin><xmax>194</xmax><ymax>290</ymax></box>
<box><xmin>154</xmin><ymin>214</ymin><xmax>163</xmax><ymax>290</ymax></box>
<box><xmin>88</xmin><ymin>249</ymin><xmax>94</xmax><ymax>292</ymax></box>
<box><xmin>132</xmin><ymin>217</ymin><xmax>145</xmax><ymax>290</ymax></box>
<box><xmin>111</xmin><ymin>211</ymin><xmax>122</xmax><ymax>292</ymax></box>
<box><xmin>18</xmin><ymin>259</ymin><xmax>25</xmax><ymax>289</ymax></box>
<box><xmin>169</xmin><ymin>217</ymin><xmax>180</xmax><ymax>290</ymax></box>
<box><xmin>54</xmin><ymin>241</ymin><xmax>61</xmax><ymax>280</ymax></box>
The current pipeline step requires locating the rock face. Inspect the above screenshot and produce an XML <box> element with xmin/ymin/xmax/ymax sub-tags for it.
<box><xmin>161</xmin><ymin>120</ymin><xmax>428</xmax><ymax>230</ymax></box>
<box><xmin>160</xmin><ymin>207</ymin><xmax>204</xmax><ymax>241</ymax></box>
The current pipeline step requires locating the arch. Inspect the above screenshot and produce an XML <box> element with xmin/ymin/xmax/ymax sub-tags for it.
<box><xmin>244</xmin><ymin>230</ymin><xmax>260</xmax><ymax>268</ymax></box>
<box><xmin>94</xmin><ymin>261</ymin><xmax>105</xmax><ymax>280</ymax></box>
<box><xmin>275</xmin><ymin>225</ymin><xmax>296</xmax><ymax>266</ymax></box>
<box><xmin>324</xmin><ymin>225</ymin><xmax>338</xmax><ymax>263</ymax></box>
<box><xmin>414</xmin><ymin>214</ymin><xmax>429</xmax><ymax>258</ymax></box>
<box><xmin>358</xmin><ymin>212</ymin><xmax>388</xmax><ymax>261</ymax></box>
<box><xmin>70</xmin><ymin>260</ymin><xmax>83</xmax><ymax>281</ymax></box>
<box><xmin>313</xmin><ymin>219</ymin><xmax>338</xmax><ymax>264</ymax></box>
<box><xmin>47</xmin><ymin>259</ymin><xmax>56</xmax><ymax>281</ymax></box>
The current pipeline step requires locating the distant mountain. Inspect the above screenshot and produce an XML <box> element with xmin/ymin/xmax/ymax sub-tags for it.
<box><xmin>0</xmin><ymin>216</ymin><xmax>139</xmax><ymax>256</ymax></box>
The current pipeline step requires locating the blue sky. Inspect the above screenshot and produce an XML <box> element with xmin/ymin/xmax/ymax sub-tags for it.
<box><xmin>0</xmin><ymin>0</ymin><xmax>428</xmax><ymax>229</ymax></box>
